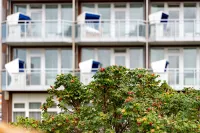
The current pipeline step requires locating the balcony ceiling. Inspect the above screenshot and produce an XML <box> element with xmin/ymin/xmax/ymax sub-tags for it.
<box><xmin>11</xmin><ymin>0</ymin><xmax>72</xmax><ymax>2</ymax></box>
<box><xmin>11</xmin><ymin>0</ymin><xmax>143</xmax><ymax>2</ymax></box>
<box><xmin>79</xmin><ymin>0</ymin><xmax>143</xmax><ymax>2</ymax></box>
<box><xmin>151</xmin><ymin>0</ymin><xmax>200</xmax><ymax>1</ymax></box>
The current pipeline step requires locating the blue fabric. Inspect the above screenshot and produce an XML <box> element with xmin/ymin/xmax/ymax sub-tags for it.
<box><xmin>164</xmin><ymin>61</ymin><xmax>169</xmax><ymax>72</ymax></box>
<box><xmin>19</xmin><ymin>60</ymin><xmax>24</xmax><ymax>72</ymax></box>
<box><xmin>92</xmin><ymin>61</ymin><xmax>100</xmax><ymax>72</ymax></box>
<box><xmin>160</xmin><ymin>13</ymin><xmax>168</xmax><ymax>23</ymax></box>
<box><xmin>85</xmin><ymin>13</ymin><xmax>100</xmax><ymax>30</ymax></box>
<box><xmin>18</xmin><ymin>14</ymin><xmax>31</xmax><ymax>21</ymax></box>
<box><xmin>18</xmin><ymin>14</ymin><xmax>31</xmax><ymax>32</ymax></box>
<box><xmin>85</xmin><ymin>13</ymin><xmax>100</xmax><ymax>21</ymax></box>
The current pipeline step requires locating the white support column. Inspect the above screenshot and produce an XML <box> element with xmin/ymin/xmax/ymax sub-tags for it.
<box><xmin>145</xmin><ymin>0</ymin><xmax>149</xmax><ymax>69</ymax></box>
<box><xmin>72</xmin><ymin>0</ymin><xmax>76</xmax><ymax>75</ymax></box>
<box><xmin>0</xmin><ymin>0</ymin><xmax>3</xmax><ymax>99</ymax></box>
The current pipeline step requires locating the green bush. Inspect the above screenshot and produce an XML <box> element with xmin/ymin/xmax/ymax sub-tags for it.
<box><xmin>12</xmin><ymin>66</ymin><xmax>200</xmax><ymax>133</ymax></box>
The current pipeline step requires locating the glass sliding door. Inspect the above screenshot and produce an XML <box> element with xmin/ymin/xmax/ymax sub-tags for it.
<box><xmin>45</xmin><ymin>5</ymin><xmax>58</xmax><ymax>38</ymax></box>
<box><xmin>183</xmin><ymin>49</ymin><xmax>197</xmax><ymax>86</ymax></box>
<box><xmin>151</xmin><ymin>3</ymin><xmax>164</xmax><ymax>14</ymax></box>
<box><xmin>61</xmin><ymin>4</ymin><xmax>72</xmax><ymax>37</ymax></box>
<box><xmin>45</xmin><ymin>49</ymin><xmax>58</xmax><ymax>85</ymax></box>
<box><xmin>167</xmin><ymin>49</ymin><xmax>180</xmax><ymax>87</ymax></box>
<box><xmin>61</xmin><ymin>49</ymin><xmax>72</xmax><ymax>73</ymax></box>
<box><xmin>30</xmin><ymin>10</ymin><xmax>42</xmax><ymax>38</ymax></box>
<box><xmin>14</xmin><ymin>5</ymin><xmax>27</xmax><ymax>14</ymax></box>
<box><xmin>129</xmin><ymin>3</ymin><xmax>144</xmax><ymax>37</ymax></box>
<box><xmin>167</xmin><ymin>5</ymin><xmax>180</xmax><ymax>38</ymax></box>
<box><xmin>97</xmin><ymin>49</ymin><xmax>111</xmax><ymax>67</ymax></box>
<box><xmin>184</xmin><ymin>4</ymin><xmax>196</xmax><ymax>37</ymax></box>
<box><xmin>30</xmin><ymin>57</ymin><xmax>41</xmax><ymax>85</ymax></box>
<box><xmin>81</xmin><ymin>48</ymin><xmax>95</xmax><ymax>61</ymax></box>
<box><xmin>98</xmin><ymin>4</ymin><xmax>111</xmax><ymax>37</ymax></box>
<box><xmin>130</xmin><ymin>49</ymin><xmax>144</xmax><ymax>69</ymax></box>
<box><xmin>114</xmin><ymin>10</ymin><xmax>126</xmax><ymax>38</ymax></box>
<box><xmin>113</xmin><ymin>49</ymin><xmax>128</xmax><ymax>67</ymax></box>
<box><xmin>82</xmin><ymin>3</ymin><xmax>95</xmax><ymax>12</ymax></box>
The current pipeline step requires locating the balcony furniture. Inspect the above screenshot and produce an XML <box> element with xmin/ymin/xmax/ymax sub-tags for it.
<box><xmin>5</xmin><ymin>58</ymin><xmax>26</xmax><ymax>90</ymax></box>
<box><xmin>77</xmin><ymin>12</ymin><xmax>101</xmax><ymax>39</ymax></box>
<box><xmin>149</xmin><ymin>11</ymin><xmax>169</xmax><ymax>39</ymax></box>
<box><xmin>7</xmin><ymin>12</ymin><xmax>31</xmax><ymax>39</ymax></box>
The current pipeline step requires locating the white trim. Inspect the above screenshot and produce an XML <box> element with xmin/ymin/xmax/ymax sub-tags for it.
<box><xmin>12</xmin><ymin>93</ymin><xmax>60</xmax><ymax>122</ymax></box>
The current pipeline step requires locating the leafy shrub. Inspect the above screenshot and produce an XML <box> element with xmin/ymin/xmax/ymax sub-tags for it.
<box><xmin>12</xmin><ymin>66</ymin><xmax>200</xmax><ymax>133</ymax></box>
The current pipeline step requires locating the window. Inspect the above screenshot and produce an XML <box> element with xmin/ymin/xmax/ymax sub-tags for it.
<box><xmin>46</xmin><ymin>5</ymin><xmax>58</xmax><ymax>20</ymax></box>
<box><xmin>45</xmin><ymin>49</ymin><xmax>58</xmax><ymax>85</ymax></box>
<box><xmin>130</xmin><ymin>3</ymin><xmax>143</xmax><ymax>20</ymax></box>
<box><xmin>13</xmin><ymin>112</ymin><xmax>25</xmax><ymax>122</ymax></box>
<box><xmin>98</xmin><ymin>4</ymin><xmax>111</xmax><ymax>36</ymax></box>
<box><xmin>45</xmin><ymin>5</ymin><xmax>58</xmax><ymax>37</ymax></box>
<box><xmin>81</xmin><ymin>48</ymin><xmax>95</xmax><ymax>61</ymax></box>
<box><xmin>82</xmin><ymin>4</ymin><xmax>95</xmax><ymax>12</ymax></box>
<box><xmin>184</xmin><ymin>49</ymin><xmax>196</xmax><ymax>68</ymax></box>
<box><xmin>97</xmin><ymin>49</ymin><xmax>111</xmax><ymax>67</ymax></box>
<box><xmin>45</xmin><ymin>50</ymin><xmax>58</xmax><ymax>68</ymax></box>
<box><xmin>30</xmin><ymin>5</ymin><xmax>42</xmax><ymax>9</ymax></box>
<box><xmin>14</xmin><ymin>103</ymin><xmax>25</xmax><ymax>108</ymax></box>
<box><xmin>150</xmin><ymin>49</ymin><xmax>164</xmax><ymax>63</ymax></box>
<box><xmin>98</xmin><ymin>4</ymin><xmax>111</xmax><ymax>20</ymax></box>
<box><xmin>61</xmin><ymin>5</ymin><xmax>72</xmax><ymax>37</ymax></box>
<box><xmin>29</xmin><ymin>102</ymin><xmax>41</xmax><ymax>109</ymax></box>
<box><xmin>114</xmin><ymin>3</ymin><xmax>126</xmax><ymax>8</ymax></box>
<box><xmin>61</xmin><ymin>4</ymin><xmax>72</xmax><ymax>20</ymax></box>
<box><xmin>29</xmin><ymin>112</ymin><xmax>41</xmax><ymax>120</ymax></box>
<box><xmin>130</xmin><ymin>49</ymin><xmax>144</xmax><ymax>68</ymax></box>
<box><xmin>61</xmin><ymin>49</ymin><xmax>72</xmax><ymax>72</ymax></box>
<box><xmin>14</xmin><ymin>5</ymin><xmax>27</xmax><ymax>14</ymax></box>
<box><xmin>151</xmin><ymin>3</ymin><xmax>164</xmax><ymax>13</ymax></box>
<box><xmin>183</xmin><ymin>49</ymin><xmax>196</xmax><ymax>85</ymax></box>
<box><xmin>13</xmin><ymin>49</ymin><xmax>26</xmax><ymax>63</ymax></box>
<box><xmin>184</xmin><ymin>4</ymin><xmax>196</xmax><ymax>34</ymax></box>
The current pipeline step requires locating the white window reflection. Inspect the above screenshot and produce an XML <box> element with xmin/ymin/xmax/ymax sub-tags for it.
<box><xmin>45</xmin><ymin>49</ymin><xmax>58</xmax><ymax>85</ymax></box>
<box><xmin>81</xmin><ymin>48</ymin><xmax>95</xmax><ymax>61</ymax></box>
<box><xmin>130</xmin><ymin>49</ymin><xmax>144</xmax><ymax>68</ymax></box>
<box><xmin>184</xmin><ymin>4</ymin><xmax>196</xmax><ymax>35</ymax></box>
<box><xmin>97</xmin><ymin>49</ymin><xmax>111</xmax><ymax>67</ymax></box>
<box><xmin>184</xmin><ymin>49</ymin><xmax>197</xmax><ymax>85</ymax></box>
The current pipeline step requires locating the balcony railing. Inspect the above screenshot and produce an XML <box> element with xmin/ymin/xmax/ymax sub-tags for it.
<box><xmin>2</xmin><ymin>68</ymin><xmax>200</xmax><ymax>91</ymax></box>
<box><xmin>2</xmin><ymin>19</ymin><xmax>146</xmax><ymax>44</ymax></box>
<box><xmin>149</xmin><ymin>19</ymin><xmax>200</xmax><ymax>42</ymax></box>
<box><xmin>2</xmin><ymin>20</ymin><xmax>72</xmax><ymax>43</ymax></box>
<box><xmin>4</xmin><ymin>19</ymin><xmax>200</xmax><ymax>43</ymax></box>
<box><xmin>76</xmin><ymin>19</ymin><xmax>146</xmax><ymax>42</ymax></box>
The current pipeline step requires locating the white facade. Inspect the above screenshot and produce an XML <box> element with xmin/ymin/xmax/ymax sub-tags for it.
<box><xmin>12</xmin><ymin>93</ymin><xmax>60</xmax><ymax>122</ymax></box>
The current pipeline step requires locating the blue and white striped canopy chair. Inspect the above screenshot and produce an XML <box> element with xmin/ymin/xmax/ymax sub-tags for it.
<box><xmin>7</xmin><ymin>12</ymin><xmax>31</xmax><ymax>39</ymax></box>
<box><xmin>149</xmin><ymin>11</ymin><xmax>169</xmax><ymax>39</ymax></box>
<box><xmin>79</xmin><ymin>59</ymin><xmax>101</xmax><ymax>85</ymax></box>
<box><xmin>5</xmin><ymin>58</ymin><xmax>25</xmax><ymax>90</ymax></box>
<box><xmin>151</xmin><ymin>59</ymin><xmax>169</xmax><ymax>84</ymax></box>
<box><xmin>77</xmin><ymin>12</ymin><xmax>101</xmax><ymax>39</ymax></box>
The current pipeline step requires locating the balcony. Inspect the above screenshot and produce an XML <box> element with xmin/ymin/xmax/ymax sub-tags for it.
<box><xmin>77</xmin><ymin>20</ymin><xmax>146</xmax><ymax>44</ymax></box>
<box><xmin>2</xmin><ymin>19</ymin><xmax>146</xmax><ymax>45</ymax></box>
<box><xmin>2</xmin><ymin>68</ymin><xmax>200</xmax><ymax>91</ymax></box>
<box><xmin>149</xmin><ymin>19</ymin><xmax>200</xmax><ymax>43</ymax></box>
<box><xmin>2</xmin><ymin>20</ymin><xmax>72</xmax><ymax>45</ymax></box>
<box><xmin>1</xmin><ymin>69</ymin><xmax>96</xmax><ymax>91</ymax></box>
